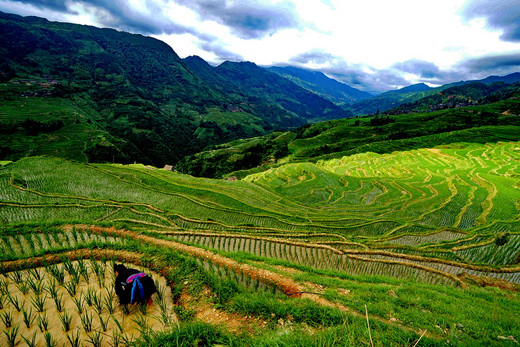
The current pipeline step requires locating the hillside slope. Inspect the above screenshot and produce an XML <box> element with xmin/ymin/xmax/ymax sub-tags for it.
<box><xmin>1</xmin><ymin>144</ymin><xmax>519</xmax><ymax>345</ymax></box>
<box><xmin>387</xmin><ymin>81</ymin><xmax>520</xmax><ymax>114</ymax></box>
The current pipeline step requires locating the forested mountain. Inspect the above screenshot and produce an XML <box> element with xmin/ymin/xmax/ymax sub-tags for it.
<box><xmin>267</xmin><ymin>66</ymin><xmax>372</xmax><ymax>105</ymax></box>
<box><xmin>0</xmin><ymin>12</ymin><xmax>350</xmax><ymax>166</ymax></box>
<box><xmin>185</xmin><ymin>57</ymin><xmax>353</xmax><ymax>124</ymax></box>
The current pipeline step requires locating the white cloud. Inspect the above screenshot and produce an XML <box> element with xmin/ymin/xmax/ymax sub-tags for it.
<box><xmin>1</xmin><ymin>0</ymin><xmax>520</xmax><ymax>91</ymax></box>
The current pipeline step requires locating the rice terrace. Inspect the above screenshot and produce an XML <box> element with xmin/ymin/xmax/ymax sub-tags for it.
<box><xmin>1</xmin><ymin>139</ymin><xmax>520</xmax><ymax>345</ymax></box>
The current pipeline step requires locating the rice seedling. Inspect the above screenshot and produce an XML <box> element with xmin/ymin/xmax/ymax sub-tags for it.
<box><xmin>53</xmin><ymin>292</ymin><xmax>64</xmax><ymax>312</ymax></box>
<box><xmin>29</xmin><ymin>267</ymin><xmax>44</xmax><ymax>281</ymax></box>
<box><xmin>77</xmin><ymin>258</ymin><xmax>90</xmax><ymax>282</ymax></box>
<box><xmin>58</xmin><ymin>310</ymin><xmax>73</xmax><ymax>332</ymax></box>
<box><xmin>0</xmin><ymin>294</ymin><xmax>4</xmax><ymax>309</ymax></box>
<box><xmin>66</xmin><ymin>328</ymin><xmax>81</xmax><ymax>347</ymax></box>
<box><xmin>0</xmin><ymin>277</ymin><xmax>8</xmax><ymax>295</ymax></box>
<box><xmin>121</xmin><ymin>303</ymin><xmax>130</xmax><ymax>316</ymax></box>
<box><xmin>80</xmin><ymin>311</ymin><xmax>94</xmax><ymax>332</ymax></box>
<box><xmin>93</xmin><ymin>292</ymin><xmax>104</xmax><ymax>314</ymax></box>
<box><xmin>85</xmin><ymin>287</ymin><xmax>95</xmax><ymax>306</ymax></box>
<box><xmin>63</xmin><ymin>279</ymin><xmax>78</xmax><ymax>297</ymax></box>
<box><xmin>111</xmin><ymin>314</ymin><xmax>125</xmax><ymax>333</ymax></box>
<box><xmin>21</xmin><ymin>307</ymin><xmax>36</xmax><ymax>328</ymax></box>
<box><xmin>27</xmin><ymin>275</ymin><xmax>44</xmax><ymax>295</ymax></box>
<box><xmin>138</xmin><ymin>302</ymin><xmax>147</xmax><ymax>315</ymax></box>
<box><xmin>62</xmin><ymin>258</ymin><xmax>75</xmax><ymax>274</ymax></box>
<box><xmin>72</xmin><ymin>294</ymin><xmax>85</xmax><ymax>314</ymax></box>
<box><xmin>17</xmin><ymin>280</ymin><xmax>30</xmax><ymax>294</ymax></box>
<box><xmin>63</xmin><ymin>260</ymin><xmax>81</xmax><ymax>283</ymax></box>
<box><xmin>4</xmin><ymin>325</ymin><xmax>19</xmax><ymax>347</ymax></box>
<box><xmin>37</xmin><ymin>312</ymin><xmax>49</xmax><ymax>332</ymax></box>
<box><xmin>98</xmin><ymin>312</ymin><xmax>108</xmax><ymax>331</ymax></box>
<box><xmin>112</xmin><ymin>333</ymin><xmax>122</xmax><ymax>347</ymax></box>
<box><xmin>45</xmin><ymin>278</ymin><xmax>59</xmax><ymax>300</ymax></box>
<box><xmin>1</xmin><ymin>310</ymin><xmax>13</xmax><ymax>328</ymax></box>
<box><xmin>30</xmin><ymin>293</ymin><xmax>47</xmax><ymax>312</ymax></box>
<box><xmin>85</xmin><ymin>330</ymin><xmax>104</xmax><ymax>347</ymax></box>
<box><xmin>103</xmin><ymin>293</ymin><xmax>116</xmax><ymax>314</ymax></box>
<box><xmin>9</xmin><ymin>270</ymin><xmax>23</xmax><ymax>284</ymax></box>
<box><xmin>43</xmin><ymin>331</ymin><xmax>57</xmax><ymax>347</ymax></box>
<box><xmin>6</xmin><ymin>293</ymin><xmax>22</xmax><ymax>312</ymax></box>
<box><xmin>90</xmin><ymin>259</ymin><xmax>105</xmax><ymax>280</ymax></box>
<box><xmin>46</xmin><ymin>264</ymin><xmax>65</xmax><ymax>285</ymax></box>
<box><xmin>132</xmin><ymin>313</ymin><xmax>151</xmax><ymax>338</ymax></box>
<box><xmin>21</xmin><ymin>331</ymin><xmax>38</xmax><ymax>347</ymax></box>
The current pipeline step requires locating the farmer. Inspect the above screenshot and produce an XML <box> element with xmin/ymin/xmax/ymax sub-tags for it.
<box><xmin>113</xmin><ymin>264</ymin><xmax>157</xmax><ymax>305</ymax></box>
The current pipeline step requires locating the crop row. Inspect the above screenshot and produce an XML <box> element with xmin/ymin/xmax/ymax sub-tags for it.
<box><xmin>455</xmin><ymin>234</ymin><xmax>520</xmax><ymax>265</ymax></box>
<box><xmin>0</xmin><ymin>231</ymin><xmax>124</xmax><ymax>260</ymax></box>
<box><xmin>380</xmin><ymin>230</ymin><xmax>468</xmax><ymax>247</ymax></box>
<box><xmin>171</xmin><ymin>234</ymin><xmax>462</xmax><ymax>286</ymax></box>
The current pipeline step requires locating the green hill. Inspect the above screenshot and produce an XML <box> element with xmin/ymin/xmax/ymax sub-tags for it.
<box><xmin>346</xmin><ymin>83</ymin><xmax>435</xmax><ymax>115</ymax></box>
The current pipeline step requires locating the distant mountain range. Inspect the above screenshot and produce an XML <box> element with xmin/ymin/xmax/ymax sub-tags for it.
<box><xmin>345</xmin><ymin>73</ymin><xmax>520</xmax><ymax>115</ymax></box>
<box><xmin>267</xmin><ymin>66</ymin><xmax>373</xmax><ymax>105</ymax></box>
<box><xmin>386</xmin><ymin>80</ymin><xmax>520</xmax><ymax>115</ymax></box>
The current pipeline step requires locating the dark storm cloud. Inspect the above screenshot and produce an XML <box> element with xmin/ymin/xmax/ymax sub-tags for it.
<box><xmin>460</xmin><ymin>53</ymin><xmax>520</xmax><ymax>71</ymax></box>
<box><xmin>289</xmin><ymin>50</ymin><xmax>340</xmax><ymax>65</ymax></box>
<box><xmin>200</xmin><ymin>41</ymin><xmax>244</xmax><ymax>62</ymax></box>
<box><xmin>7</xmin><ymin>0</ymin><xmax>69</xmax><ymax>11</ymax></box>
<box><xmin>392</xmin><ymin>59</ymin><xmax>441</xmax><ymax>78</ymax></box>
<box><xmin>81</xmin><ymin>0</ymin><xmax>186</xmax><ymax>35</ymax></box>
<box><xmin>175</xmin><ymin>0</ymin><xmax>299</xmax><ymax>39</ymax></box>
<box><xmin>3</xmin><ymin>0</ymin><xmax>212</xmax><ymax>39</ymax></box>
<box><xmin>287</xmin><ymin>50</ymin><xmax>410</xmax><ymax>93</ymax></box>
<box><xmin>462</xmin><ymin>0</ymin><xmax>520</xmax><ymax>42</ymax></box>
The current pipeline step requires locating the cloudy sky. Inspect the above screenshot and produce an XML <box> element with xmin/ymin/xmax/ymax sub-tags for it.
<box><xmin>1</xmin><ymin>0</ymin><xmax>519</xmax><ymax>93</ymax></box>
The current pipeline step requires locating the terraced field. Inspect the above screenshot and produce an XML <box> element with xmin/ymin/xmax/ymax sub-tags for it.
<box><xmin>1</xmin><ymin>141</ymin><xmax>519</xmax><ymax>345</ymax></box>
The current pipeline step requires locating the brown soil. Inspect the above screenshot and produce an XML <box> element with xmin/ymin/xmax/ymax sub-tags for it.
<box><xmin>178</xmin><ymin>288</ymin><xmax>267</xmax><ymax>334</ymax></box>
